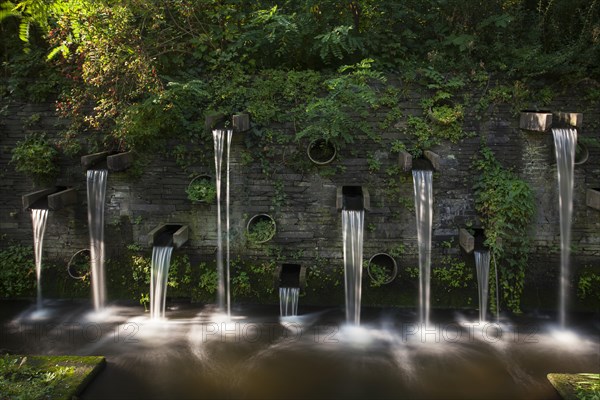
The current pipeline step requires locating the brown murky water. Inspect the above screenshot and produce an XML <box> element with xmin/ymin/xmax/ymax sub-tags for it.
<box><xmin>1</xmin><ymin>300</ymin><xmax>598</xmax><ymax>399</ymax></box>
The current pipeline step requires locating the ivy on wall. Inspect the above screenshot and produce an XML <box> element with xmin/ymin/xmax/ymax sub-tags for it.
<box><xmin>473</xmin><ymin>146</ymin><xmax>535</xmax><ymax>313</ymax></box>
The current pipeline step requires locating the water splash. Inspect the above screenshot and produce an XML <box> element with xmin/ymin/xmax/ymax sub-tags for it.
<box><xmin>279</xmin><ymin>287</ymin><xmax>299</xmax><ymax>317</ymax></box>
<box><xmin>412</xmin><ymin>170</ymin><xmax>433</xmax><ymax>326</ymax></box>
<box><xmin>552</xmin><ymin>128</ymin><xmax>577</xmax><ymax>328</ymax></box>
<box><xmin>87</xmin><ymin>169</ymin><xmax>108</xmax><ymax>311</ymax></box>
<box><xmin>342</xmin><ymin>209</ymin><xmax>365</xmax><ymax>325</ymax></box>
<box><xmin>150</xmin><ymin>246</ymin><xmax>174</xmax><ymax>320</ymax></box>
<box><xmin>31</xmin><ymin>208</ymin><xmax>48</xmax><ymax>310</ymax></box>
<box><xmin>213</xmin><ymin>129</ymin><xmax>233</xmax><ymax>317</ymax></box>
<box><xmin>475</xmin><ymin>250</ymin><xmax>490</xmax><ymax>322</ymax></box>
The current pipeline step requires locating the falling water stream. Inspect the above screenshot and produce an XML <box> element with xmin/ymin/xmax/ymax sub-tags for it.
<box><xmin>31</xmin><ymin>209</ymin><xmax>49</xmax><ymax>310</ymax></box>
<box><xmin>213</xmin><ymin>129</ymin><xmax>233</xmax><ymax>317</ymax></box>
<box><xmin>342</xmin><ymin>209</ymin><xmax>365</xmax><ymax>325</ymax></box>
<box><xmin>87</xmin><ymin>169</ymin><xmax>108</xmax><ymax>311</ymax></box>
<box><xmin>552</xmin><ymin>128</ymin><xmax>577</xmax><ymax>328</ymax></box>
<box><xmin>279</xmin><ymin>287</ymin><xmax>300</xmax><ymax>317</ymax></box>
<box><xmin>150</xmin><ymin>246</ymin><xmax>174</xmax><ymax>320</ymax></box>
<box><xmin>413</xmin><ymin>170</ymin><xmax>433</xmax><ymax>326</ymax></box>
<box><xmin>474</xmin><ymin>250</ymin><xmax>490</xmax><ymax>322</ymax></box>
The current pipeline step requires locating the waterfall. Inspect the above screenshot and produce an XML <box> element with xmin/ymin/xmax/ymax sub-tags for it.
<box><xmin>279</xmin><ymin>287</ymin><xmax>300</xmax><ymax>317</ymax></box>
<box><xmin>342</xmin><ymin>209</ymin><xmax>364</xmax><ymax>325</ymax></box>
<box><xmin>87</xmin><ymin>169</ymin><xmax>108</xmax><ymax>311</ymax></box>
<box><xmin>475</xmin><ymin>250</ymin><xmax>491</xmax><ymax>322</ymax></box>
<box><xmin>552</xmin><ymin>128</ymin><xmax>577</xmax><ymax>328</ymax></box>
<box><xmin>150</xmin><ymin>246</ymin><xmax>174</xmax><ymax>320</ymax></box>
<box><xmin>31</xmin><ymin>209</ymin><xmax>49</xmax><ymax>310</ymax></box>
<box><xmin>213</xmin><ymin>129</ymin><xmax>233</xmax><ymax>317</ymax></box>
<box><xmin>413</xmin><ymin>170</ymin><xmax>433</xmax><ymax>326</ymax></box>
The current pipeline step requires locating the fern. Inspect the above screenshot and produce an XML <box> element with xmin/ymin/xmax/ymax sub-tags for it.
<box><xmin>313</xmin><ymin>25</ymin><xmax>364</xmax><ymax>63</ymax></box>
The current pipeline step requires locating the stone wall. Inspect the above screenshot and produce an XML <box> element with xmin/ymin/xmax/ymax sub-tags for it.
<box><xmin>1</xmin><ymin>84</ymin><xmax>599</xmax><ymax>309</ymax></box>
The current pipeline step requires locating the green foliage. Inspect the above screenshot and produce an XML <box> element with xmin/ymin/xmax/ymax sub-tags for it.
<box><xmin>432</xmin><ymin>256</ymin><xmax>473</xmax><ymax>292</ymax></box>
<box><xmin>0</xmin><ymin>244</ymin><xmax>35</xmax><ymax>298</ymax></box>
<box><xmin>129</xmin><ymin>251</ymin><xmax>151</xmax><ymax>309</ymax></box>
<box><xmin>246</xmin><ymin>217</ymin><xmax>276</xmax><ymax>244</ymax></box>
<box><xmin>402</xmin><ymin>68</ymin><xmax>471</xmax><ymax>156</ymax></box>
<box><xmin>367</xmin><ymin>152</ymin><xmax>381</xmax><ymax>173</ymax></box>
<box><xmin>473</xmin><ymin>146</ymin><xmax>535</xmax><ymax>313</ymax></box>
<box><xmin>404</xmin><ymin>266</ymin><xmax>419</xmax><ymax>279</ymax></box>
<box><xmin>127</xmin><ymin>249</ymin><xmax>197</xmax><ymax>307</ymax></box>
<box><xmin>575</xmin><ymin>373</ymin><xmax>600</xmax><ymax>400</ymax></box>
<box><xmin>115</xmin><ymin>80</ymin><xmax>210</xmax><ymax>157</ymax></box>
<box><xmin>365</xmin><ymin>260</ymin><xmax>395</xmax><ymax>288</ymax></box>
<box><xmin>196</xmin><ymin>262</ymin><xmax>218</xmax><ymax>301</ymax></box>
<box><xmin>305</xmin><ymin>262</ymin><xmax>344</xmax><ymax>295</ymax></box>
<box><xmin>0</xmin><ymin>355</ymin><xmax>75</xmax><ymax>400</ymax></box>
<box><xmin>314</xmin><ymin>25</ymin><xmax>364</xmax><ymax>62</ymax></box>
<box><xmin>577</xmin><ymin>267</ymin><xmax>600</xmax><ymax>301</ymax></box>
<box><xmin>10</xmin><ymin>133</ymin><xmax>59</xmax><ymax>185</ymax></box>
<box><xmin>296</xmin><ymin>59</ymin><xmax>385</xmax><ymax>148</ymax></box>
<box><xmin>389</xmin><ymin>244</ymin><xmax>406</xmax><ymax>259</ymax></box>
<box><xmin>186</xmin><ymin>178</ymin><xmax>216</xmax><ymax>204</ymax></box>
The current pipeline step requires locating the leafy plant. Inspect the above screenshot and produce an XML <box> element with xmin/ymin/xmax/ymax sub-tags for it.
<box><xmin>365</xmin><ymin>260</ymin><xmax>395</xmax><ymax>288</ymax></box>
<box><xmin>0</xmin><ymin>244</ymin><xmax>35</xmax><ymax>298</ymax></box>
<box><xmin>246</xmin><ymin>216</ymin><xmax>276</xmax><ymax>244</ymax></box>
<box><xmin>186</xmin><ymin>177</ymin><xmax>217</xmax><ymax>204</ymax></box>
<box><xmin>432</xmin><ymin>256</ymin><xmax>473</xmax><ymax>292</ymax></box>
<box><xmin>129</xmin><ymin>252</ymin><xmax>151</xmax><ymax>309</ymax></box>
<box><xmin>11</xmin><ymin>133</ymin><xmax>59</xmax><ymax>185</ymax></box>
<box><xmin>296</xmin><ymin>59</ymin><xmax>385</xmax><ymax>149</ymax></box>
<box><xmin>577</xmin><ymin>268</ymin><xmax>600</xmax><ymax>301</ymax></box>
<box><xmin>196</xmin><ymin>262</ymin><xmax>218</xmax><ymax>301</ymax></box>
<box><xmin>474</xmin><ymin>146</ymin><xmax>535</xmax><ymax>313</ymax></box>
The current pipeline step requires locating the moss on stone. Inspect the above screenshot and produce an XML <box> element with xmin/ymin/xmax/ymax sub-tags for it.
<box><xmin>0</xmin><ymin>354</ymin><xmax>105</xmax><ymax>400</ymax></box>
<box><xmin>547</xmin><ymin>373</ymin><xmax>600</xmax><ymax>400</ymax></box>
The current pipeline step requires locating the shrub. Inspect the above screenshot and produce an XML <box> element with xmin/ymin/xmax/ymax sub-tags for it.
<box><xmin>0</xmin><ymin>244</ymin><xmax>35</xmax><ymax>298</ymax></box>
<box><xmin>11</xmin><ymin>133</ymin><xmax>59</xmax><ymax>185</ymax></box>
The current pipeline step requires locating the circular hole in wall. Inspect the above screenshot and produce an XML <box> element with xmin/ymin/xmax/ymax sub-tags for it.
<box><xmin>307</xmin><ymin>139</ymin><xmax>336</xmax><ymax>165</ymax></box>
<box><xmin>67</xmin><ymin>249</ymin><xmax>90</xmax><ymax>280</ymax></box>
<box><xmin>574</xmin><ymin>142</ymin><xmax>589</xmax><ymax>165</ymax></box>
<box><xmin>367</xmin><ymin>253</ymin><xmax>398</xmax><ymax>285</ymax></box>
<box><xmin>246</xmin><ymin>214</ymin><xmax>276</xmax><ymax>244</ymax></box>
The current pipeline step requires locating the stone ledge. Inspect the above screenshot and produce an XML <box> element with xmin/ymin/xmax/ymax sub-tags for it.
<box><xmin>519</xmin><ymin>111</ymin><xmax>553</xmax><ymax>132</ymax></box>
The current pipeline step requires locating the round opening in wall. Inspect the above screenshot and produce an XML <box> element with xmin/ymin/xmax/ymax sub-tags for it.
<box><xmin>67</xmin><ymin>249</ymin><xmax>91</xmax><ymax>280</ymax></box>
<box><xmin>186</xmin><ymin>175</ymin><xmax>216</xmax><ymax>204</ymax></box>
<box><xmin>246</xmin><ymin>214</ymin><xmax>276</xmax><ymax>244</ymax></box>
<box><xmin>307</xmin><ymin>139</ymin><xmax>336</xmax><ymax>165</ymax></box>
<box><xmin>574</xmin><ymin>142</ymin><xmax>589</xmax><ymax>165</ymax></box>
<box><xmin>367</xmin><ymin>253</ymin><xmax>398</xmax><ymax>287</ymax></box>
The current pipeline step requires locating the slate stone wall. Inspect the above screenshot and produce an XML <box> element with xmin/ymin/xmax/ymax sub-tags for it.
<box><xmin>1</xmin><ymin>83</ymin><xmax>599</xmax><ymax>308</ymax></box>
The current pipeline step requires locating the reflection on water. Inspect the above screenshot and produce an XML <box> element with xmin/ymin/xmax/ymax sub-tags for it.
<box><xmin>2</xmin><ymin>301</ymin><xmax>598</xmax><ymax>399</ymax></box>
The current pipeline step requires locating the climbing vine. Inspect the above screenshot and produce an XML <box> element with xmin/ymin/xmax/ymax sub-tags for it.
<box><xmin>473</xmin><ymin>146</ymin><xmax>535</xmax><ymax>313</ymax></box>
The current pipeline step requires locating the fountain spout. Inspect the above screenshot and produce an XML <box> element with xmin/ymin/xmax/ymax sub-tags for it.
<box><xmin>147</xmin><ymin>224</ymin><xmax>189</xmax><ymax>320</ymax></box>
<box><xmin>336</xmin><ymin>186</ymin><xmax>370</xmax><ymax>211</ymax></box>
<box><xmin>22</xmin><ymin>186</ymin><xmax>77</xmax><ymax>211</ymax></box>
<box><xmin>338</xmin><ymin>185</ymin><xmax>367</xmax><ymax>325</ymax></box>
<box><xmin>148</xmin><ymin>224</ymin><xmax>189</xmax><ymax>249</ymax></box>
<box><xmin>277</xmin><ymin>264</ymin><xmax>305</xmax><ymax>317</ymax></box>
<box><xmin>412</xmin><ymin>159</ymin><xmax>434</xmax><ymax>326</ymax></box>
